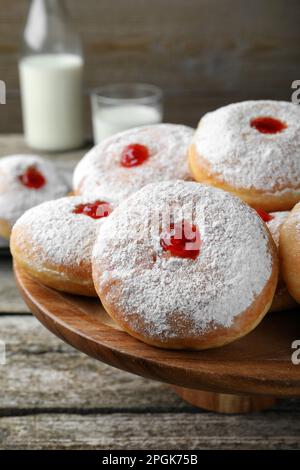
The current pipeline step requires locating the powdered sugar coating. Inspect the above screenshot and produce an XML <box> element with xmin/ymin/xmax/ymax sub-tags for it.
<box><xmin>73</xmin><ymin>124</ymin><xmax>194</xmax><ymax>204</ymax></box>
<box><xmin>13</xmin><ymin>196</ymin><xmax>112</xmax><ymax>269</ymax></box>
<box><xmin>93</xmin><ymin>181</ymin><xmax>273</xmax><ymax>340</ymax></box>
<box><xmin>193</xmin><ymin>101</ymin><xmax>300</xmax><ymax>194</ymax></box>
<box><xmin>0</xmin><ymin>155</ymin><xmax>69</xmax><ymax>227</ymax></box>
<box><xmin>267</xmin><ymin>211</ymin><xmax>289</xmax><ymax>247</ymax></box>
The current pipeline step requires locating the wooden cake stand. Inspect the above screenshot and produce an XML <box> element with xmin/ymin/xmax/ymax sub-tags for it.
<box><xmin>14</xmin><ymin>264</ymin><xmax>300</xmax><ymax>414</ymax></box>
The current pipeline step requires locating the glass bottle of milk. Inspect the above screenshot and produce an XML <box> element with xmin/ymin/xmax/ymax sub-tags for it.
<box><xmin>19</xmin><ymin>0</ymin><xmax>84</xmax><ymax>151</ymax></box>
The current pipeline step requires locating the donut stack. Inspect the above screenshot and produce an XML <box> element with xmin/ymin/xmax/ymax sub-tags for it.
<box><xmin>9</xmin><ymin>105</ymin><xmax>300</xmax><ymax>350</ymax></box>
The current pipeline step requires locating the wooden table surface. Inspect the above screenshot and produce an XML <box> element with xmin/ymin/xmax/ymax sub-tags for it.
<box><xmin>1</xmin><ymin>135</ymin><xmax>300</xmax><ymax>450</ymax></box>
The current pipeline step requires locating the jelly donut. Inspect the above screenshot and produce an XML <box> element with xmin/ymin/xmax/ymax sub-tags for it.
<box><xmin>189</xmin><ymin>101</ymin><xmax>300</xmax><ymax>212</ymax></box>
<box><xmin>280</xmin><ymin>202</ymin><xmax>300</xmax><ymax>304</ymax></box>
<box><xmin>0</xmin><ymin>154</ymin><xmax>68</xmax><ymax>239</ymax></box>
<box><xmin>259</xmin><ymin>210</ymin><xmax>297</xmax><ymax>312</ymax></box>
<box><xmin>92</xmin><ymin>181</ymin><xmax>278</xmax><ymax>350</ymax></box>
<box><xmin>73</xmin><ymin>124</ymin><xmax>194</xmax><ymax>204</ymax></box>
<box><xmin>10</xmin><ymin>196</ymin><xmax>113</xmax><ymax>296</ymax></box>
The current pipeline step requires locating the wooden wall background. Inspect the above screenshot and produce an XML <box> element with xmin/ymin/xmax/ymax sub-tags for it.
<box><xmin>0</xmin><ymin>0</ymin><xmax>300</xmax><ymax>135</ymax></box>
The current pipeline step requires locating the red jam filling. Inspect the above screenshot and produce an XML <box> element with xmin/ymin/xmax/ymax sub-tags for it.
<box><xmin>19</xmin><ymin>166</ymin><xmax>46</xmax><ymax>189</ymax></box>
<box><xmin>160</xmin><ymin>220</ymin><xmax>201</xmax><ymax>260</ymax></box>
<box><xmin>250</xmin><ymin>116</ymin><xmax>287</xmax><ymax>134</ymax></box>
<box><xmin>255</xmin><ymin>208</ymin><xmax>274</xmax><ymax>223</ymax></box>
<box><xmin>120</xmin><ymin>143</ymin><xmax>150</xmax><ymax>167</ymax></box>
<box><xmin>73</xmin><ymin>201</ymin><xmax>112</xmax><ymax>219</ymax></box>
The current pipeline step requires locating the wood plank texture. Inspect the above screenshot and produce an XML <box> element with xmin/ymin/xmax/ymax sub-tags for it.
<box><xmin>0</xmin><ymin>257</ymin><xmax>28</xmax><ymax>314</ymax></box>
<box><xmin>0</xmin><ymin>316</ymin><xmax>186</xmax><ymax>411</ymax></box>
<box><xmin>1</xmin><ymin>412</ymin><xmax>300</xmax><ymax>450</ymax></box>
<box><xmin>1</xmin><ymin>0</ymin><xmax>299</xmax><ymax>132</ymax></box>
<box><xmin>1</xmin><ymin>315</ymin><xmax>300</xmax><ymax>411</ymax></box>
<box><xmin>0</xmin><ymin>316</ymin><xmax>300</xmax><ymax>449</ymax></box>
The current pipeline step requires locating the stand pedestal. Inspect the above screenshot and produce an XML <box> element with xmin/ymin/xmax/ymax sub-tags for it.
<box><xmin>173</xmin><ymin>386</ymin><xmax>277</xmax><ymax>413</ymax></box>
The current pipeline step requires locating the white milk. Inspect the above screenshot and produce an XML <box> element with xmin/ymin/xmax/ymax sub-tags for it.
<box><xmin>92</xmin><ymin>104</ymin><xmax>162</xmax><ymax>144</ymax></box>
<box><xmin>19</xmin><ymin>54</ymin><xmax>84</xmax><ymax>151</ymax></box>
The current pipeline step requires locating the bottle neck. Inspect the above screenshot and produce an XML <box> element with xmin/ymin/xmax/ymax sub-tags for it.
<box><xmin>22</xmin><ymin>0</ymin><xmax>82</xmax><ymax>57</ymax></box>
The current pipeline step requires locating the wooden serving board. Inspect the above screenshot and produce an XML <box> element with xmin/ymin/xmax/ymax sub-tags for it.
<box><xmin>14</xmin><ymin>263</ymin><xmax>300</xmax><ymax>413</ymax></box>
